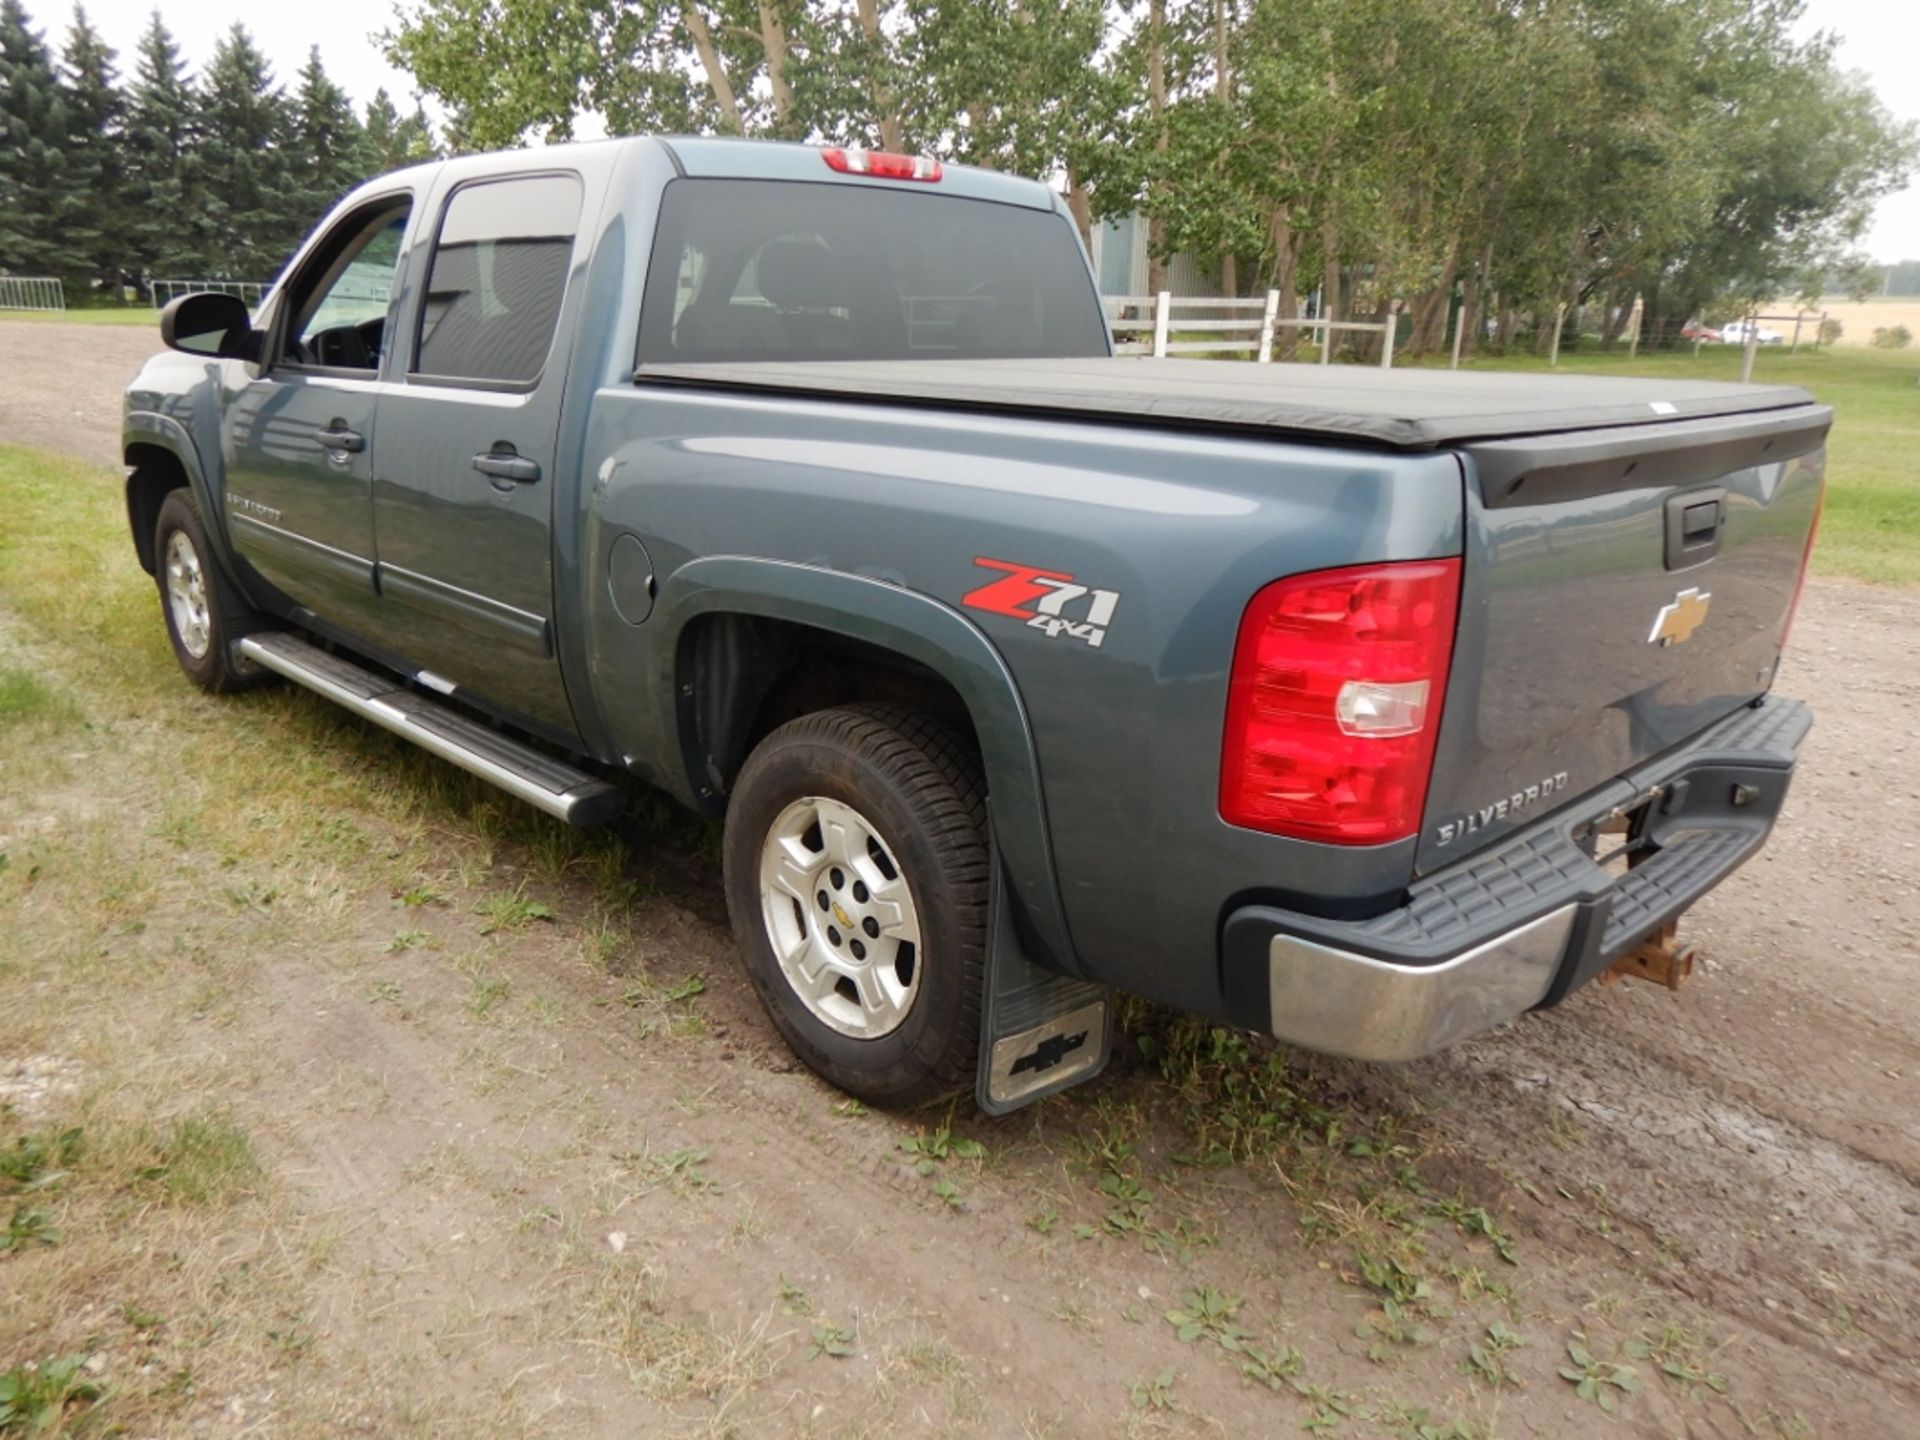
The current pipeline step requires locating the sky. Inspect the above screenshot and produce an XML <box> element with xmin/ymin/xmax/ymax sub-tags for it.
<box><xmin>44</xmin><ymin>0</ymin><xmax>1920</xmax><ymax>263</ymax></box>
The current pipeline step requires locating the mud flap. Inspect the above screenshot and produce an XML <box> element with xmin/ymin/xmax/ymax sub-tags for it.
<box><xmin>976</xmin><ymin>863</ymin><xmax>1112</xmax><ymax>1115</ymax></box>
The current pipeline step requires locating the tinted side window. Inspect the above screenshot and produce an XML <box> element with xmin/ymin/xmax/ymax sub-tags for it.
<box><xmin>637</xmin><ymin>179</ymin><xmax>1108</xmax><ymax>365</ymax></box>
<box><xmin>284</xmin><ymin>203</ymin><xmax>411</xmax><ymax>372</ymax></box>
<box><xmin>415</xmin><ymin>174</ymin><xmax>583</xmax><ymax>385</ymax></box>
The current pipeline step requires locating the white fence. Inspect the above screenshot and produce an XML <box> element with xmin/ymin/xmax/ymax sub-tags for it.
<box><xmin>0</xmin><ymin>276</ymin><xmax>65</xmax><ymax>312</ymax></box>
<box><xmin>151</xmin><ymin>279</ymin><xmax>271</xmax><ymax>308</ymax></box>
<box><xmin>1106</xmin><ymin>290</ymin><xmax>1399</xmax><ymax>367</ymax></box>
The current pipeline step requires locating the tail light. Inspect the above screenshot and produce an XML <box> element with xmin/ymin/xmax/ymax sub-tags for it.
<box><xmin>1221</xmin><ymin>559</ymin><xmax>1462</xmax><ymax>845</ymax></box>
<box><xmin>1778</xmin><ymin>483</ymin><xmax>1824</xmax><ymax>650</ymax></box>
<box><xmin>822</xmin><ymin>147</ymin><xmax>943</xmax><ymax>182</ymax></box>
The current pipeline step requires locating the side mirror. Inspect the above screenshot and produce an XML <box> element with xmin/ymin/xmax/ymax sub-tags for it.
<box><xmin>160</xmin><ymin>292</ymin><xmax>260</xmax><ymax>361</ymax></box>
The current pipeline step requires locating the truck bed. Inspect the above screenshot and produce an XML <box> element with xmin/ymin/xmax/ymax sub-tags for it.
<box><xmin>635</xmin><ymin>356</ymin><xmax>1815</xmax><ymax>451</ymax></box>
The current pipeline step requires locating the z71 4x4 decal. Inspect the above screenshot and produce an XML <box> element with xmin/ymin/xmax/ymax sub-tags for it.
<box><xmin>961</xmin><ymin>557</ymin><xmax>1121</xmax><ymax>649</ymax></box>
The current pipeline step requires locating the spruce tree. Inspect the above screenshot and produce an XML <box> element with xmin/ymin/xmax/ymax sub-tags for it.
<box><xmin>289</xmin><ymin>46</ymin><xmax>365</xmax><ymax>216</ymax></box>
<box><xmin>121</xmin><ymin>11</ymin><xmax>198</xmax><ymax>281</ymax></box>
<box><xmin>0</xmin><ymin>0</ymin><xmax>74</xmax><ymax>286</ymax></box>
<box><xmin>362</xmin><ymin>87</ymin><xmax>438</xmax><ymax>173</ymax></box>
<box><xmin>59</xmin><ymin>4</ymin><xmax>123</xmax><ymax>294</ymax></box>
<box><xmin>191</xmin><ymin>23</ymin><xmax>295</xmax><ymax>278</ymax></box>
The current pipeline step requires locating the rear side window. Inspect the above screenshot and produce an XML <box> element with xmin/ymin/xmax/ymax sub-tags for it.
<box><xmin>415</xmin><ymin>174</ymin><xmax>583</xmax><ymax>385</ymax></box>
<box><xmin>637</xmin><ymin>179</ymin><xmax>1108</xmax><ymax>365</ymax></box>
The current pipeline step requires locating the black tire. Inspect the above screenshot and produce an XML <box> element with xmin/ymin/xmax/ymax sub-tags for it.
<box><xmin>723</xmin><ymin>704</ymin><xmax>988</xmax><ymax>1109</ymax></box>
<box><xmin>152</xmin><ymin>487</ymin><xmax>274</xmax><ymax>693</ymax></box>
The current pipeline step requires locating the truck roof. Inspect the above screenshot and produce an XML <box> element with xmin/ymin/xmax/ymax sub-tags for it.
<box><xmin>635</xmin><ymin>357</ymin><xmax>1818</xmax><ymax>451</ymax></box>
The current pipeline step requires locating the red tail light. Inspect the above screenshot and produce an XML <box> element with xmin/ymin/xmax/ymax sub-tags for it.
<box><xmin>1221</xmin><ymin>559</ymin><xmax>1462</xmax><ymax>845</ymax></box>
<box><xmin>822</xmin><ymin>147</ymin><xmax>943</xmax><ymax>182</ymax></box>
<box><xmin>1779</xmin><ymin>483</ymin><xmax>1824</xmax><ymax>651</ymax></box>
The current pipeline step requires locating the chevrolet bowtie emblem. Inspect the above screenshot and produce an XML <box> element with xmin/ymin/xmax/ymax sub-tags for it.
<box><xmin>1649</xmin><ymin>587</ymin><xmax>1712</xmax><ymax>647</ymax></box>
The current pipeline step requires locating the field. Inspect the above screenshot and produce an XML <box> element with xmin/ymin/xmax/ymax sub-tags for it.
<box><xmin>1763</xmin><ymin>295</ymin><xmax>1920</xmax><ymax>348</ymax></box>
<box><xmin>2</xmin><ymin>320</ymin><xmax>1918</xmax><ymax>1438</ymax></box>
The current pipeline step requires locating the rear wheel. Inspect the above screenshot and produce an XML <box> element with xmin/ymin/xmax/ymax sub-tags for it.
<box><xmin>153</xmin><ymin>488</ymin><xmax>273</xmax><ymax>693</ymax></box>
<box><xmin>723</xmin><ymin>704</ymin><xmax>988</xmax><ymax>1108</ymax></box>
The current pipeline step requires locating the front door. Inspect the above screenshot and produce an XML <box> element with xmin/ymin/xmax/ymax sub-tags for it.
<box><xmin>369</xmin><ymin>172</ymin><xmax>586</xmax><ymax>736</ymax></box>
<box><xmin>223</xmin><ymin>197</ymin><xmax>412</xmax><ymax>637</ymax></box>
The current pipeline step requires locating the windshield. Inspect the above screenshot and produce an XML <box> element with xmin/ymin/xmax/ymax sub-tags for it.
<box><xmin>636</xmin><ymin>178</ymin><xmax>1109</xmax><ymax>365</ymax></box>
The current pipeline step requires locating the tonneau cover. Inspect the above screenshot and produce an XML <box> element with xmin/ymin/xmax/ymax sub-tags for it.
<box><xmin>635</xmin><ymin>356</ymin><xmax>1814</xmax><ymax>451</ymax></box>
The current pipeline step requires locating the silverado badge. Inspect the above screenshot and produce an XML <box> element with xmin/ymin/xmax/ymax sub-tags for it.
<box><xmin>1648</xmin><ymin>587</ymin><xmax>1711</xmax><ymax>647</ymax></box>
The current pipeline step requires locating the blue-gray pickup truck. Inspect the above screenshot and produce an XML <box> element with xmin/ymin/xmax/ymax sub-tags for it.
<box><xmin>123</xmin><ymin>137</ymin><xmax>1825</xmax><ymax>1112</ymax></box>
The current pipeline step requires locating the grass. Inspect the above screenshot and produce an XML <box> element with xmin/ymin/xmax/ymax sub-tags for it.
<box><xmin>0</xmin><ymin>304</ymin><xmax>160</xmax><ymax>326</ymax></box>
<box><xmin>1445</xmin><ymin>342</ymin><xmax>1920</xmax><ymax>586</ymax></box>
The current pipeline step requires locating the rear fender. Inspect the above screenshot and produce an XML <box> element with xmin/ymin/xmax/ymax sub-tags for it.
<box><xmin>654</xmin><ymin>555</ymin><xmax>1080</xmax><ymax>975</ymax></box>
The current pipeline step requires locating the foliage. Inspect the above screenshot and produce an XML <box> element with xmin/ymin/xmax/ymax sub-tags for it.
<box><xmin>1559</xmin><ymin>1336</ymin><xmax>1641</xmax><ymax>1414</ymax></box>
<box><xmin>0</xmin><ymin>2</ymin><xmax>442</xmax><ymax>299</ymax></box>
<box><xmin>0</xmin><ymin>1354</ymin><xmax>101</xmax><ymax>1432</ymax></box>
<box><xmin>1870</xmin><ymin>324</ymin><xmax>1912</xmax><ymax>349</ymax></box>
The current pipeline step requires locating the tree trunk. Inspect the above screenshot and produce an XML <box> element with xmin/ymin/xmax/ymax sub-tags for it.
<box><xmin>759</xmin><ymin>3</ymin><xmax>791</xmax><ymax>131</ymax></box>
<box><xmin>1270</xmin><ymin>205</ymin><xmax>1302</xmax><ymax>359</ymax></box>
<box><xmin>1146</xmin><ymin>0</ymin><xmax>1169</xmax><ymax>295</ymax></box>
<box><xmin>682</xmin><ymin>4</ymin><xmax>745</xmax><ymax>135</ymax></box>
<box><xmin>1065</xmin><ymin>167</ymin><xmax>1093</xmax><ymax>254</ymax></box>
<box><xmin>1320</xmin><ymin>219</ymin><xmax>1340</xmax><ymax>356</ymax></box>
<box><xmin>855</xmin><ymin>0</ymin><xmax>904</xmax><ymax>151</ymax></box>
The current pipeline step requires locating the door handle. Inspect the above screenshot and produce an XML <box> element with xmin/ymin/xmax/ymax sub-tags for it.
<box><xmin>314</xmin><ymin>426</ymin><xmax>365</xmax><ymax>455</ymax></box>
<box><xmin>472</xmin><ymin>451</ymin><xmax>542</xmax><ymax>484</ymax></box>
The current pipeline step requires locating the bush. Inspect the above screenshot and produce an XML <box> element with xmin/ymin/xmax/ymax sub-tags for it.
<box><xmin>1819</xmin><ymin>318</ymin><xmax>1843</xmax><ymax>344</ymax></box>
<box><xmin>1871</xmin><ymin>324</ymin><xmax>1913</xmax><ymax>349</ymax></box>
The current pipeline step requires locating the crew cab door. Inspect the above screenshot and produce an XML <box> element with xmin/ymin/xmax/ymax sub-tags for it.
<box><xmin>369</xmin><ymin>172</ymin><xmax>586</xmax><ymax>736</ymax></box>
<box><xmin>223</xmin><ymin>195</ymin><xmax>412</xmax><ymax>636</ymax></box>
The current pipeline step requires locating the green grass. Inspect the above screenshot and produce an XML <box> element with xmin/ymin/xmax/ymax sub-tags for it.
<box><xmin>1446</xmin><ymin>343</ymin><xmax>1919</xmax><ymax>585</ymax></box>
<box><xmin>0</xmin><ymin>305</ymin><xmax>161</xmax><ymax>326</ymax></box>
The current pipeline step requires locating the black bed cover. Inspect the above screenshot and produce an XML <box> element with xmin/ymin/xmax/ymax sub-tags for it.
<box><xmin>635</xmin><ymin>356</ymin><xmax>1817</xmax><ymax>452</ymax></box>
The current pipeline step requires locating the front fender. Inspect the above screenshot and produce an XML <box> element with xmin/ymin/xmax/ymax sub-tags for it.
<box><xmin>122</xmin><ymin>410</ymin><xmax>254</xmax><ymax>596</ymax></box>
<box><xmin>653</xmin><ymin>555</ymin><xmax>1081</xmax><ymax>975</ymax></box>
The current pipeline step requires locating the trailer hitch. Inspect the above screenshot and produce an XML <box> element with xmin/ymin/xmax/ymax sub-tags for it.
<box><xmin>1600</xmin><ymin>920</ymin><xmax>1696</xmax><ymax>991</ymax></box>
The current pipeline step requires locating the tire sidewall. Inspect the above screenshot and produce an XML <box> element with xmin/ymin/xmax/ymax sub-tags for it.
<box><xmin>154</xmin><ymin>490</ymin><xmax>226</xmax><ymax>689</ymax></box>
<box><xmin>724</xmin><ymin>726</ymin><xmax>980</xmax><ymax>1103</ymax></box>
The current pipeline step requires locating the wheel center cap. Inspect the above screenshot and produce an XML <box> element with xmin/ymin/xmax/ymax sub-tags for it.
<box><xmin>830</xmin><ymin>901</ymin><xmax>854</xmax><ymax>929</ymax></box>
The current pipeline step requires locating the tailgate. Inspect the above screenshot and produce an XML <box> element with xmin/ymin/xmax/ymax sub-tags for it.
<box><xmin>1418</xmin><ymin>404</ymin><xmax>1829</xmax><ymax>872</ymax></box>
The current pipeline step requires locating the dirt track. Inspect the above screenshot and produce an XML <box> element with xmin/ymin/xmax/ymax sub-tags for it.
<box><xmin>3</xmin><ymin>318</ymin><xmax>1917</xmax><ymax>1437</ymax></box>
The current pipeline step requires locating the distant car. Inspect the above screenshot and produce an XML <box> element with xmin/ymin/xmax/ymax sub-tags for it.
<box><xmin>1682</xmin><ymin>324</ymin><xmax>1723</xmax><ymax>342</ymax></box>
<box><xmin>1721</xmin><ymin>321</ymin><xmax>1784</xmax><ymax>345</ymax></box>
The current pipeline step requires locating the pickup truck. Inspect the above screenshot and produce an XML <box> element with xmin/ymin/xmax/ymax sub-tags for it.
<box><xmin>123</xmin><ymin>136</ymin><xmax>1826</xmax><ymax>1113</ymax></box>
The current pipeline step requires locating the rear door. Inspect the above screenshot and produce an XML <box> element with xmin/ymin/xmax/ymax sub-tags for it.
<box><xmin>1417</xmin><ymin>406</ymin><xmax>1828</xmax><ymax>870</ymax></box>
<box><xmin>369</xmin><ymin>172</ymin><xmax>587</xmax><ymax>736</ymax></box>
<box><xmin>223</xmin><ymin>195</ymin><xmax>412</xmax><ymax>638</ymax></box>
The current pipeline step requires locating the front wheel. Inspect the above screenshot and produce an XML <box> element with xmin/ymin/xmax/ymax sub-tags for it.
<box><xmin>723</xmin><ymin>705</ymin><xmax>988</xmax><ymax>1108</ymax></box>
<box><xmin>152</xmin><ymin>487</ymin><xmax>273</xmax><ymax>693</ymax></box>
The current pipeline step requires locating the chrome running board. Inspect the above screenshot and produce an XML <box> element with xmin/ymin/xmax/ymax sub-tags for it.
<box><xmin>235</xmin><ymin>632</ymin><xmax>623</xmax><ymax>827</ymax></box>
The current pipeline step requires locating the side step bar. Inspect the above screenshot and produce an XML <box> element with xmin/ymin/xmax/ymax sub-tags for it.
<box><xmin>236</xmin><ymin>632</ymin><xmax>624</xmax><ymax>827</ymax></box>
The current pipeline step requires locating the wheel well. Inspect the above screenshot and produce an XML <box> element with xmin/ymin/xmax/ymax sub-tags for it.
<box><xmin>124</xmin><ymin>443</ymin><xmax>190</xmax><ymax>575</ymax></box>
<box><xmin>684</xmin><ymin>613</ymin><xmax>980</xmax><ymax>800</ymax></box>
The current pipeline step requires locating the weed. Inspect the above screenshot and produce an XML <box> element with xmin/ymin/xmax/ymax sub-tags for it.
<box><xmin>898</xmin><ymin>1119</ymin><xmax>985</xmax><ymax>1175</ymax></box>
<box><xmin>807</xmin><ymin>1321</ymin><xmax>858</xmax><ymax>1360</ymax></box>
<box><xmin>0</xmin><ymin>667</ymin><xmax>75</xmax><ymax>727</ymax></box>
<box><xmin>776</xmin><ymin>1276</ymin><xmax>811</xmax><ymax>1316</ymax></box>
<box><xmin>1560</xmin><ymin>1335</ymin><xmax>1641</xmax><ymax>1414</ymax></box>
<box><xmin>1237</xmin><ymin>1341</ymin><xmax>1302</xmax><ymax>1390</ymax></box>
<box><xmin>1295</xmin><ymin>1384</ymin><xmax>1368</xmax><ymax>1433</ymax></box>
<box><xmin>0</xmin><ymin>1127</ymin><xmax>82</xmax><ymax>1191</ymax></box>
<box><xmin>662</xmin><ymin>973</ymin><xmax>706</xmax><ymax>1002</ymax></box>
<box><xmin>1374</xmin><ymin>1400</ymin><xmax>1483</xmax><ymax>1440</ymax></box>
<box><xmin>367</xmin><ymin>978</ymin><xmax>404</xmax><ymax>1004</ymax></box>
<box><xmin>1428</xmin><ymin>1196</ymin><xmax>1518</xmax><ymax>1264</ymax></box>
<box><xmin>385</xmin><ymin>928</ymin><xmax>428</xmax><ymax>953</ymax></box>
<box><xmin>1144</xmin><ymin>1216</ymin><xmax>1215</xmax><ymax>1264</ymax></box>
<box><xmin>465</xmin><ymin>974</ymin><xmax>512</xmax><ymax>1018</ymax></box>
<box><xmin>1356</xmin><ymin>1299</ymin><xmax>1437</xmax><ymax>1363</ymax></box>
<box><xmin>393</xmin><ymin>881</ymin><xmax>443</xmax><ymax>907</ymax></box>
<box><xmin>1029</xmin><ymin>1203</ymin><xmax>1059</xmax><ymax>1235</ymax></box>
<box><xmin>1163</xmin><ymin>1286</ymin><xmax>1252</xmax><ymax>1351</ymax></box>
<box><xmin>931</xmin><ymin>1178</ymin><xmax>965</xmax><ymax>1210</ymax></box>
<box><xmin>0</xmin><ymin>1354</ymin><xmax>101</xmax><ymax>1431</ymax></box>
<box><xmin>1627</xmin><ymin>1325</ymin><xmax>1729</xmax><ymax>1403</ymax></box>
<box><xmin>120</xmin><ymin>1303</ymin><xmax>164</xmax><ymax>1330</ymax></box>
<box><xmin>1099</xmin><ymin>1168</ymin><xmax>1153</xmax><ymax>1234</ymax></box>
<box><xmin>830</xmin><ymin>1098</ymin><xmax>867</xmax><ymax>1118</ymax></box>
<box><xmin>1128</xmin><ymin>1366</ymin><xmax>1177</xmax><ymax>1411</ymax></box>
<box><xmin>613</xmin><ymin>1143</ymin><xmax>718</xmax><ymax>1195</ymax></box>
<box><xmin>1354</xmin><ymin>1246</ymin><xmax>1433</xmax><ymax>1306</ymax></box>
<box><xmin>1463</xmin><ymin>1320</ymin><xmax>1524</xmax><ymax>1387</ymax></box>
<box><xmin>1</xmin><ymin>1205</ymin><xmax>60</xmax><ymax>1251</ymax></box>
<box><xmin>139</xmin><ymin>1111</ymin><xmax>259</xmax><ymax>1206</ymax></box>
<box><xmin>476</xmin><ymin>888</ymin><xmax>555</xmax><ymax>934</ymax></box>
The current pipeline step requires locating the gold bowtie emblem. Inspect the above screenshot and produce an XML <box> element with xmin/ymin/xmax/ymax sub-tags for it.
<box><xmin>832</xmin><ymin>903</ymin><xmax>854</xmax><ymax>929</ymax></box>
<box><xmin>1648</xmin><ymin>587</ymin><xmax>1711</xmax><ymax>647</ymax></box>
